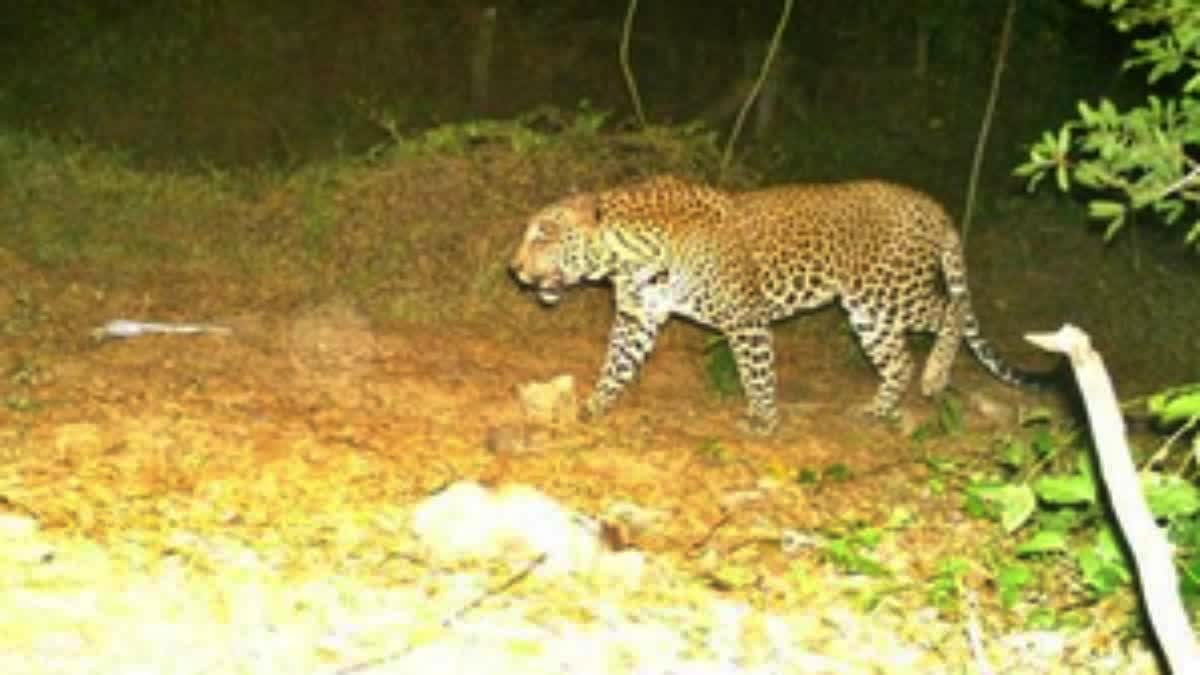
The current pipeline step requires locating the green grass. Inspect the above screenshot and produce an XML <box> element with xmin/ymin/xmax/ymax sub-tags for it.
<box><xmin>0</xmin><ymin>131</ymin><xmax>232</xmax><ymax>268</ymax></box>
<box><xmin>0</xmin><ymin>117</ymin><xmax>734</xmax><ymax>329</ymax></box>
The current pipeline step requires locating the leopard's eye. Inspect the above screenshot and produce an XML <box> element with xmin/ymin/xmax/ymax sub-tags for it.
<box><xmin>534</xmin><ymin>219</ymin><xmax>563</xmax><ymax>242</ymax></box>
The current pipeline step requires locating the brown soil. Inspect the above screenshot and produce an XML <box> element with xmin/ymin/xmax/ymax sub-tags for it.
<box><xmin>0</xmin><ymin>142</ymin><xmax>1190</xmax><ymax>671</ymax></box>
<box><xmin>0</xmin><ymin>258</ymin><xmax>1057</xmax><ymax>586</ymax></box>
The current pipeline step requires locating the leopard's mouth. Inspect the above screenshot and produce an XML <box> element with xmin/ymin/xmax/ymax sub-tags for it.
<box><xmin>512</xmin><ymin>271</ymin><xmax>566</xmax><ymax>305</ymax></box>
<box><xmin>512</xmin><ymin>265</ymin><xmax>572</xmax><ymax>305</ymax></box>
<box><xmin>536</xmin><ymin>280</ymin><xmax>564</xmax><ymax>305</ymax></box>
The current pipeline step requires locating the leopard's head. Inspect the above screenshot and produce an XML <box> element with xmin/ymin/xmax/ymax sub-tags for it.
<box><xmin>510</xmin><ymin>192</ymin><xmax>603</xmax><ymax>305</ymax></box>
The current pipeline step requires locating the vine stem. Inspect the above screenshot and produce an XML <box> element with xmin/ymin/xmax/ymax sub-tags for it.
<box><xmin>620</xmin><ymin>0</ymin><xmax>646</xmax><ymax>128</ymax></box>
<box><xmin>720</xmin><ymin>0</ymin><xmax>794</xmax><ymax>181</ymax></box>
<box><xmin>962</xmin><ymin>0</ymin><xmax>1017</xmax><ymax>245</ymax></box>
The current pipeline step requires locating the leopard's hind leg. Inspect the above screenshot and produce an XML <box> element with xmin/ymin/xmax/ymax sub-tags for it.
<box><xmin>843</xmin><ymin>298</ymin><xmax>914</xmax><ymax>418</ymax></box>
<box><xmin>920</xmin><ymin>295</ymin><xmax>966</xmax><ymax>397</ymax></box>
<box><xmin>726</xmin><ymin>324</ymin><xmax>778</xmax><ymax>435</ymax></box>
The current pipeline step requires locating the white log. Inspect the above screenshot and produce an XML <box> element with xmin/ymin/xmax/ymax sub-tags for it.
<box><xmin>1026</xmin><ymin>324</ymin><xmax>1199</xmax><ymax>673</ymax></box>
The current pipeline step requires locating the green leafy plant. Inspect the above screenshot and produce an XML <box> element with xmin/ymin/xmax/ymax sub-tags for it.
<box><xmin>694</xmin><ymin>437</ymin><xmax>734</xmax><ymax>465</ymax></box>
<box><xmin>1148</xmin><ymin>383</ymin><xmax>1200</xmax><ymax>425</ymax></box>
<box><xmin>701</xmin><ymin>336</ymin><xmax>742</xmax><ymax>399</ymax></box>
<box><xmin>926</xmin><ymin>556</ymin><xmax>971</xmax><ymax>612</ymax></box>
<box><xmin>1015</xmin><ymin>0</ymin><xmax>1200</xmax><ymax>246</ymax></box>
<box><xmin>796</xmin><ymin>463</ymin><xmax>854</xmax><ymax>485</ymax></box>
<box><xmin>909</xmin><ymin>393</ymin><xmax>966</xmax><ymax>441</ymax></box>
<box><xmin>569</xmin><ymin>99</ymin><xmax>612</xmax><ymax>135</ymax></box>
<box><xmin>821</xmin><ymin>524</ymin><xmax>888</xmax><ymax>577</ymax></box>
<box><xmin>1</xmin><ymin>288</ymin><xmax>44</xmax><ymax>336</ymax></box>
<box><xmin>967</xmin><ymin>414</ymin><xmax>1200</xmax><ymax>610</ymax></box>
<box><xmin>995</xmin><ymin>562</ymin><xmax>1034</xmax><ymax>610</ymax></box>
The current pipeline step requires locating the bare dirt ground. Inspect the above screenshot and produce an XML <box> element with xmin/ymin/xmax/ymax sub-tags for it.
<box><xmin>0</xmin><ymin>260</ymin><xmax>1163</xmax><ymax>673</ymax></box>
<box><xmin>0</xmin><ymin>139</ymin><xmax>1187</xmax><ymax>672</ymax></box>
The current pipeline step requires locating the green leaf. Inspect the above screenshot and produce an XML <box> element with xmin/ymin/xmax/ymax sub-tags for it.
<box><xmin>1056</xmin><ymin>125</ymin><xmax>1072</xmax><ymax>154</ymax></box>
<box><xmin>1030</xmin><ymin>425</ymin><xmax>1059</xmax><ymax>457</ymax></box>
<box><xmin>1102</xmin><ymin>216</ymin><xmax>1125</xmax><ymax>241</ymax></box>
<box><xmin>1024</xmin><ymin>169</ymin><xmax>1047</xmax><ymax>193</ymax></box>
<box><xmin>1012</xmin><ymin>161</ymin><xmax>1036</xmax><ymax>177</ymax></box>
<box><xmin>1087</xmin><ymin>200</ymin><xmax>1127</xmax><ymax>220</ymax></box>
<box><xmin>996</xmin><ymin>564</ymin><xmax>1033</xmax><ymax>609</ymax></box>
<box><xmin>1143</xmin><ymin>473</ymin><xmax>1200</xmax><ymax>520</ymax></box>
<box><xmin>1034</xmin><ymin>474</ymin><xmax>1096</xmax><ymax>505</ymax></box>
<box><xmin>702</xmin><ymin>336</ymin><xmax>742</xmax><ymax>399</ymax></box>
<box><xmin>1074</xmin><ymin>451</ymin><xmax>1095</xmax><ymax>481</ymax></box>
<box><xmin>998</xmin><ymin>438</ymin><xmax>1029</xmax><ymax>469</ymax></box>
<box><xmin>1041</xmin><ymin>507</ymin><xmax>1085</xmax><ymax>533</ymax></box>
<box><xmin>968</xmin><ymin>483</ymin><xmax>1037</xmax><ymax>532</ymax></box>
<box><xmin>1078</xmin><ymin>101</ymin><xmax>1097</xmax><ymax>125</ymax></box>
<box><xmin>1076</xmin><ymin>529</ymin><xmax>1131</xmax><ymax>596</ymax></box>
<box><xmin>1148</xmin><ymin>385</ymin><xmax>1200</xmax><ymax>424</ymax></box>
<box><xmin>1017</xmin><ymin>529</ymin><xmax>1069</xmax><ymax>556</ymax></box>
<box><xmin>1094</xmin><ymin>528</ymin><xmax>1123</xmax><ymax>560</ymax></box>
<box><xmin>823</xmin><ymin>538</ymin><xmax>888</xmax><ymax>577</ymax></box>
<box><xmin>1000</xmin><ymin>485</ymin><xmax>1038</xmax><ymax>532</ymax></box>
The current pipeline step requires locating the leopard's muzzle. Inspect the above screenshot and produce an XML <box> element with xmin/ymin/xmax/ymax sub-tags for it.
<box><xmin>509</xmin><ymin>263</ymin><xmax>567</xmax><ymax>306</ymax></box>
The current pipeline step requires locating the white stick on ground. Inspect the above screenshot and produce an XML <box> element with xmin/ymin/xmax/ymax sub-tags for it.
<box><xmin>91</xmin><ymin>319</ymin><xmax>233</xmax><ymax>341</ymax></box>
<box><xmin>1026</xmin><ymin>324</ymin><xmax>1200</xmax><ymax>673</ymax></box>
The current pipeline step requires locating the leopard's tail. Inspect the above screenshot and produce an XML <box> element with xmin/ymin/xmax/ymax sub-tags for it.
<box><xmin>961</xmin><ymin>305</ymin><xmax>1057</xmax><ymax>390</ymax></box>
<box><xmin>940</xmin><ymin>232</ymin><xmax>1059</xmax><ymax>390</ymax></box>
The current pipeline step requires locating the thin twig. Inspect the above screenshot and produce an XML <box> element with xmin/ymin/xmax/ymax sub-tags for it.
<box><xmin>963</xmin><ymin>586</ymin><xmax>996</xmax><ymax>675</ymax></box>
<box><xmin>962</xmin><ymin>0</ymin><xmax>1017</xmax><ymax>245</ymax></box>
<box><xmin>1142</xmin><ymin>414</ymin><xmax>1199</xmax><ymax>473</ymax></box>
<box><xmin>620</xmin><ymin>0</ymin><xmax>646</xmax><ymax>128</ymax></box>
<box><xmin>720</xmin><ymin>0</ymin><xmax>794</xmax><ymax>181</ymax></box>
<box><xmin>1152</xmin><ymin>158</ymin><xmax>1200</xmax><ymax>204</ymax></box>
<box><xmin>335</xmin><ymin>553</ymin><xmax>548</xmax><ymax>674</ymax></box>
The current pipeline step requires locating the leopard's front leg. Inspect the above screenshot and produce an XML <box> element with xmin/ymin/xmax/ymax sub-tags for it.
<box><xmin>726</xmin><ymin>324</ymin><xmax>779</xmax><ymax>435</ymax></box>
<box><xmin>582</xmin><ymin>309</ymin><xmax>663</xmax><ymax>422</ymax></box>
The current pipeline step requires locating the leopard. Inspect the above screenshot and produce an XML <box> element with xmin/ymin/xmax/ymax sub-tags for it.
<box><xmin>509</xmin><ymin>174</ymin><xmax>1048</xmax><ymax>435</ymax></box>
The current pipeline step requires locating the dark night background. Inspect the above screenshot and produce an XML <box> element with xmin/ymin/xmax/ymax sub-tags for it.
<box><xmin>0</xmin><ymin>1</ymin><xmax>1126</xmax><ymax>189</ymax></box>
<box><xmin>2</xmin><ymin>1</ymin><xmax>1192</xmax><ymax>389</ymax></box>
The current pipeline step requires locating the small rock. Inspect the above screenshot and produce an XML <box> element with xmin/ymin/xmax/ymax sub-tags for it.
<box><xmin>0</xmin><ymin>514</ymin><xmax>38</xmax><ymax>540</ymax></box>
<box><xmin>492</xmin><ymin>484</ymin><xmax>602</xmax><ymax>577</ymax></box>
<box><xmin>410</xmin><ymin>480</ymin><xmax>612</xmax><ymax>580</ymax></box>
<box><xmin>968</xmin><ymin>391</ymin><xmax>1017</xmax><ymax>426</ymax></box>
<box><xmin>515</xmin><ymin>374</ymin><xmax>577</xmax><ymax>428</ymax></box>
<box><xmin>589</xmin><ymin>549</ymin><xmax>645</xmax><ymax>589</ymax></box>
<box><xmin>410</xmin><ymin>481</ymin><xmax>499</xmax><ymax>562</ymax></box>
<box><xmin>484</xmin><ymin>423</ymin><xmax>527</xmax><ymax>454</ymax></box>
<box><xmin>895</xmin><ymin>410</ymin><xmax>921</xmax><ymax>437</ymax></box>
<box><xmin>0</xmin><ymin>514</ymin><xmax>53</xmax><ymax>564</ymax></box>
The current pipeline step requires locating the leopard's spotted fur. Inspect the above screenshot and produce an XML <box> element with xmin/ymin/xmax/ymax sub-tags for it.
<box><xmin>510</xmin><ymin>175</ymin><xmax>1046</xmax><ymax>434</ymax></box>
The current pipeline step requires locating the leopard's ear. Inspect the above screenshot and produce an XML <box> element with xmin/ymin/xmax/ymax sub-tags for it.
<box><xmin>564</xmin><ymin>192</ymin><xmax>600</xmax><ymax>228</ymax></box>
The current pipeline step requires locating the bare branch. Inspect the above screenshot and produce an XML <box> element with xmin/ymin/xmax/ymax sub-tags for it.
<box><xmin>962</xmin><ymin>0</ymin><xmax>1017</xmax><ymax>244</ymax></box>
<box><xmin>720</xmin><ymin>0</ymin><xmax>794</xmax><ymax>181</ymax></box>
<box><xmin>620</xmin><ymin>0</ymin><xmax>646</xmax><ymax>128</ymax></box>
